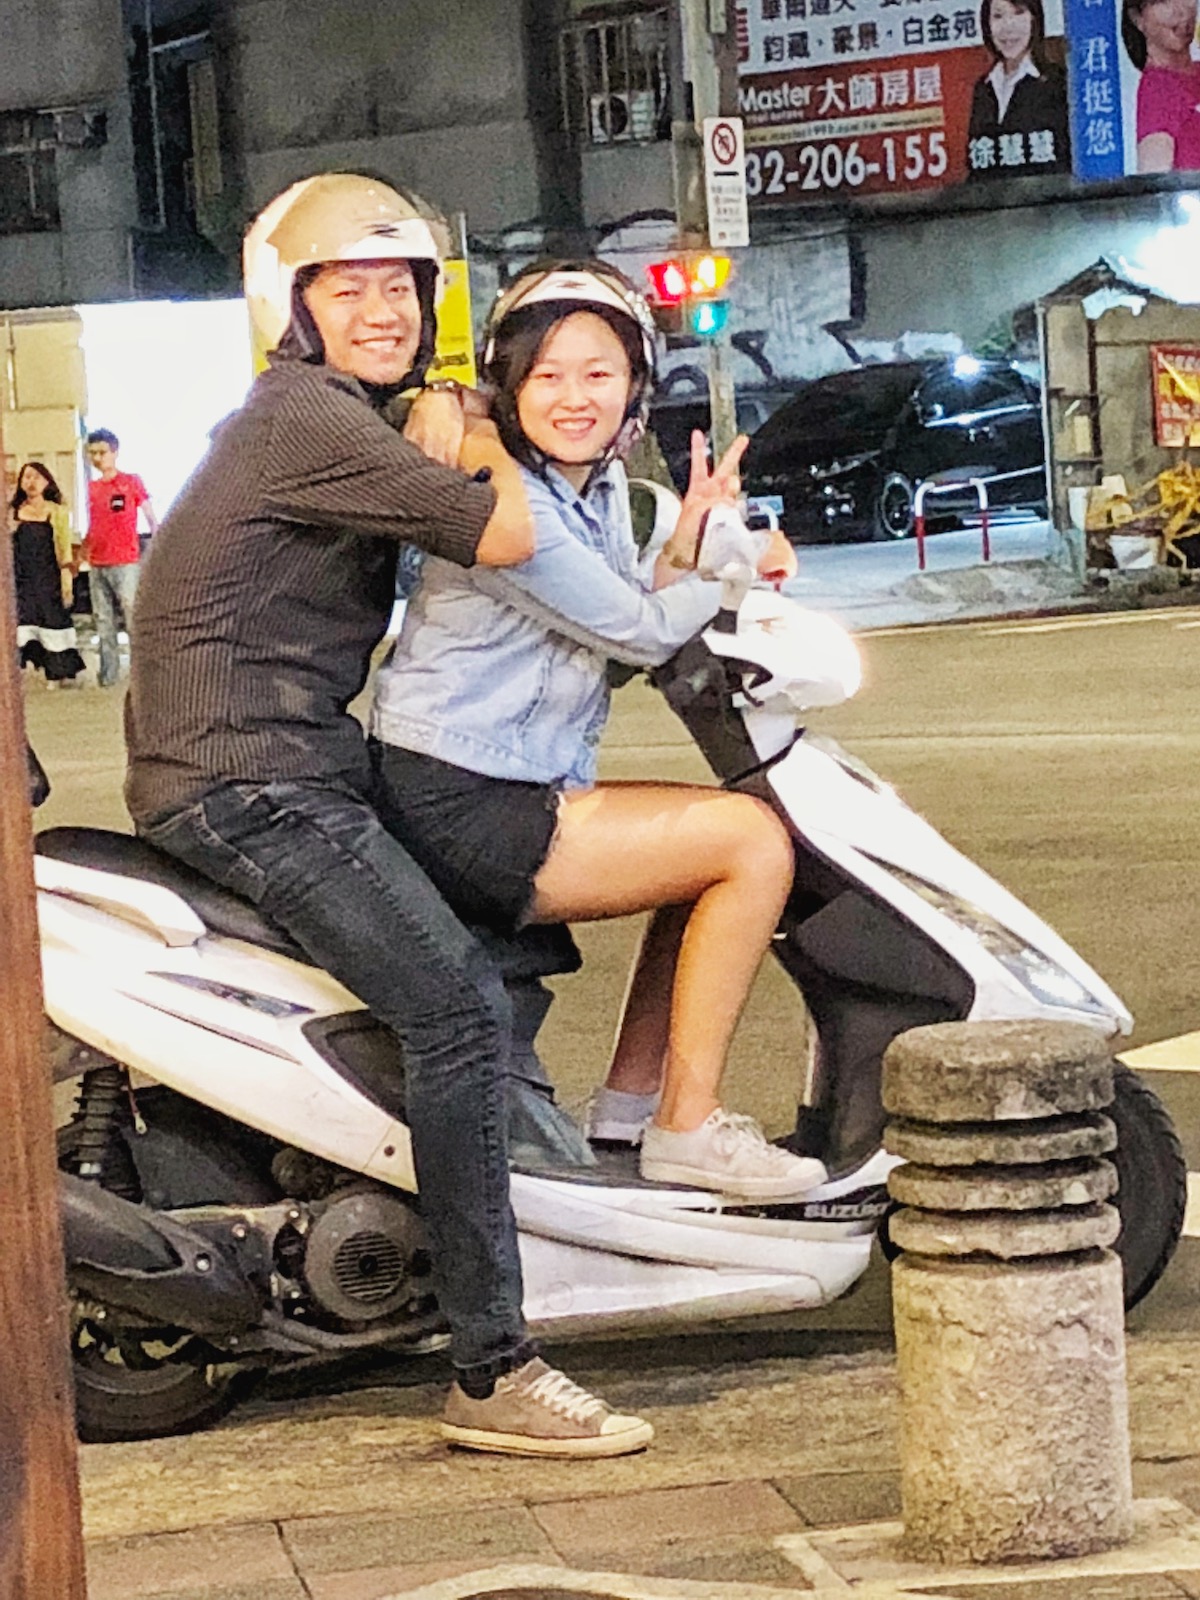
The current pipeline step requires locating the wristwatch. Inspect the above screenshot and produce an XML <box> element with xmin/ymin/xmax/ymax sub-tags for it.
<box><xmin>422</xmin><ymin>379</ymin><xmax>465</xmax><ymax>396</ymax></box>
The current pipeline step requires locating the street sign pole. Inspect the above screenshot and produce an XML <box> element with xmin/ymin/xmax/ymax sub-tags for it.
<box><xmin>0</xmin><ymin>374</ymin><xmax>88</xmax><ymax>1599</ymax></box>
<box><xmin>668</xmin><ymin>0</ymin><xmax>741</xmax><ymax>460</ymax></box>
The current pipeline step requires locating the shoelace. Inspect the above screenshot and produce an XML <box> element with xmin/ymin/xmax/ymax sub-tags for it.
<box><xmin>710</xmin><ymin>1110</ymin><xmax>795</xmax><ymax>1165</ymax></box>
<box><xmin>515</xmin><ymin>1366</ymin><xmax>607</xmax><ymax>1424</ymax></box>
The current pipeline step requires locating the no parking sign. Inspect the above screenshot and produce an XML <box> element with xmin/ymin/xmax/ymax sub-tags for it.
<box><xmin>702</xmin><ymin>116</ymin><xmax>750</xmax><ymax>249</ymax></box>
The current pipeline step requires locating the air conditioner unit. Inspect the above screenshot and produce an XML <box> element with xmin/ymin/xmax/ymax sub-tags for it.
<box><xmin>588</xmin><ymin>89</ymin><xmax>657</xmax><ymax>145</ymax></box>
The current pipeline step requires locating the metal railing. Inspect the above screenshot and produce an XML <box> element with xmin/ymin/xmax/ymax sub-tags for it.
<box><xmin>914</xmin><ymin>477</ymin><xmax>991</xmax><ymax>572</ymax></box>
<box><xmin>558</xmin><ymin>6</ymin><xmax>670</xmax><ymax>148</ymax></box>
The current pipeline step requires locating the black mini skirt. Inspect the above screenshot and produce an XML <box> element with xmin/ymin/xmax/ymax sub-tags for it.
<box><xmin>370</xmin><ymin>741</ymin><xmax>561</xmax><ymax>934</ymax></box>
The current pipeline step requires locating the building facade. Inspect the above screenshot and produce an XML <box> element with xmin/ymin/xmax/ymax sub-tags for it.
<box><xmin>1</xmin><ymin>0</ymin><xmax>1193</xmax><ymax>390</ymax></box>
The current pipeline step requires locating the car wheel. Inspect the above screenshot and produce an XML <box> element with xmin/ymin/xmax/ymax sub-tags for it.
<box><xmin>873</xmin><ymin>472</ymin><xmax>916</xmax><ymax>540</ymax></box>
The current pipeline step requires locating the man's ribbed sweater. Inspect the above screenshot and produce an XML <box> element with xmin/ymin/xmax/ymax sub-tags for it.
<box><xmin>125</xmin><ymin>358</ymin><xmax>495</xmax><ymax>821</ymax></box>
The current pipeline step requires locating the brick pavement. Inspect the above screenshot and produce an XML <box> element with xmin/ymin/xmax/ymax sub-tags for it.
<box><xmin>78</xmin><ymin>1334</ymin><xmax>1200</xmax><ymax>1600</ymax></box>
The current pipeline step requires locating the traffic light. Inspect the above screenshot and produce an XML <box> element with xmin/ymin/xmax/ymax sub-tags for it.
<box><xmin>644</xmin><ymin>252</ymin><xmax>733</xmax><ymax>339</ymax></box>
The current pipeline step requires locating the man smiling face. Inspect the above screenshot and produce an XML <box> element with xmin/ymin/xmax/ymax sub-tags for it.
<box><xmin>303</xmin><ymin>260</ymin><xmax>422</xmax><ymax>386</ymax></box>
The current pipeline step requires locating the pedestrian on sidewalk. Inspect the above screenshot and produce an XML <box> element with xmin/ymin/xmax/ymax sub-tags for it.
<box><xmin>85</xmin><ymin>428</ymin><xmax>158</xmax><ymax>688</ymax></box>
<box><xmin>9</xmin><ymin>461</ymin><xmax>85</xmax><ymax>686</ymax></box>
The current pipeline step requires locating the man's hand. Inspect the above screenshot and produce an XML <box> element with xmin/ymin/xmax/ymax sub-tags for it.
<box><xmin>656</xmin><ymin>430</ymin><xmax>749</xmax><ymax>584</ymax></box>
<box><xmin>459</xmin><ymin>417</ymin><xmax>536</xmax><ymax>567</ymax></box>
<box><xmin>404</xmin><ymin>389</ymin><xmax>466</xmax><ymax>468</ymax></box>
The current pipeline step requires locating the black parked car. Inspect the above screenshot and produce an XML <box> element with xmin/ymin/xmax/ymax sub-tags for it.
<box><xmin>743</xmin><ymin>357</ymin><xmax>1046</xmax><ymax>544</ymax></box>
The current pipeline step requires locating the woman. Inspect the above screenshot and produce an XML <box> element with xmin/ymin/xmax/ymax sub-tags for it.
<box><xmin>371</xmin><ymin>260</ymin><xmax>826</xmax><ymax>1201</ymax></box>
<box><xmin>1123</xmin><ymin>0</ymin><xmax>1200</xmax><ymax>172</ymax></box>
<box><xmin>966</xmin><ymin>0</ymin><xmax>1071</xmax><ymax>177</ymax></box>
<box><xmin>9</xmin><ymin>462</ymin><xmax>85</xmax><ymax>686</ymax></box>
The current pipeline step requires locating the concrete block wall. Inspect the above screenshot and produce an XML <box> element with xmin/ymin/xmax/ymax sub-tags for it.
<box><xmin>221</xmin><ymin>0</ymin><xmax>547</xmax><ymax>235</ymax></box>
<box><xmin>0</xmin><ymin>0</ymin><xmax>136</xmax><ymax>307</ymax></box>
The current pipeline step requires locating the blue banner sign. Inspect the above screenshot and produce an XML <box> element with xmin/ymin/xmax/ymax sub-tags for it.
<box><xmin>1064</xmin><ymin>0</ymin><xmax>1127</xmax><ymax>179</ymax></box>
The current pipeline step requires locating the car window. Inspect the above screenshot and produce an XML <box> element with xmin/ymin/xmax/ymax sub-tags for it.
<box><xmin>919</xmin><ymin>367</ymin><xmax>1030</xmax><ymax>421</ymax></box>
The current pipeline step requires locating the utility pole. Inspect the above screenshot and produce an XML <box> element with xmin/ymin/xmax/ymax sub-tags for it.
<box><xmin>0</xmin><ymin>378</ymin><xmax>88</xmax><ymax>1598</ymax></box>
<box><xmin>668</xmin><ymin>0</ymin><xmax>740</xmax><ymax>459</ymax></box>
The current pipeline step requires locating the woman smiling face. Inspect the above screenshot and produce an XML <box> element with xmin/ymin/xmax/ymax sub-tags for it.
<box><xmin>989</xmin><ymin>0</ymin><xmax>1035</xmax><ymax>66</ymax></box>
<box><xmin>515</xmin><ymin>311</ymin><xmax>632</xmax><ymax>489</ymax></box>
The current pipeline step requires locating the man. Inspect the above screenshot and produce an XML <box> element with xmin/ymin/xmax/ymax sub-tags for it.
<box><xmin>85</xmin><ymin>428</ymin><xmax>158</xmax><ymax>687</ymax></box>
<box><xmin>124</xmin><ymin>173</ymin><xmax>652</xmax><ymax>1459</ymax></box>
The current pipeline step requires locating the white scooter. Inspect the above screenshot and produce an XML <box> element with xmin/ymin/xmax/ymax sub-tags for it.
<box><xmin>36</xmin><ymin>500</ymin><xmax>1185</xmax><ymax>1442</ymax></box>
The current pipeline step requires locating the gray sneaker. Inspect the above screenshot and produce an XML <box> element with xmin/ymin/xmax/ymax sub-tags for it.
<box><xmin>441</xmin><ymin>1357</ymin><xmax>653</xmax><ymax>1458</ymax></box>
<box><xmin>640</xmin><ymin>1108</ymin><xmax>828</xmax><ymax>1200</ymax></box>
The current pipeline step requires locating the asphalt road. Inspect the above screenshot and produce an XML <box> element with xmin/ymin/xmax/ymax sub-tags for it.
<box><xmin>22</xmin><ymin>599</ymin><xmax>1200</xmax><ymax>1347</ymax></box>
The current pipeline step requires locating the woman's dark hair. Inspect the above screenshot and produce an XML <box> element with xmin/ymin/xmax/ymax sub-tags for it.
<box><xmin>979</xmin><ymin>0</ymin><xmax>1049</xmax><ymax>67</ymax></box>
<box><xmin>10</xmin><ymin>460</ymin><xmax>64</xmax><ymax>512</ymax></box>
<box><xmin>1121</xmin><ymin>0</ymin><xmax>1149</xmax><ymax>69</ymax></box>
<box><xmin>487</xmin><ymin>300</ymin><xmax>649</xmax><ymax>475</ymax></box>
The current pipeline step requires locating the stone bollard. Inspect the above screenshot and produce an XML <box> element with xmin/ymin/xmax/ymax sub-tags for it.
<box><xmin>884</xmin><ymin>1019</ymin><xmax>1134</xmax><ymax>1565</ymax></box>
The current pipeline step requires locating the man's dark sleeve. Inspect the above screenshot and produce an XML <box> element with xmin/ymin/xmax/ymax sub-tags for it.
<box><xmin>260</xmin><ymin>372</ymin><xmax>497</xmax><ymax>566</ymax></box>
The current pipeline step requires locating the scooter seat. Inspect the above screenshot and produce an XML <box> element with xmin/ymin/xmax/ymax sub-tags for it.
<box><xmin>35</xmin><ymin>826</ymin><xmax>310</xmax><ymax>963</ymax></box>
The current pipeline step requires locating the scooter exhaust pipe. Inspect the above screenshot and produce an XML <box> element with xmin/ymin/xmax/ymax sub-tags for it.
<box><xmin>60</xmin><ymin>1173</ymin><xmax>263</xmax><ymax>1336</ymax></box>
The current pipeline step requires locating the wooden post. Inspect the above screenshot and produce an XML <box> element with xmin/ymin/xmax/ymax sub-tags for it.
<box><xmin>0</xmin><ymin>369</ymin><xmax>88</xmax><ymax>1596</ymax></box>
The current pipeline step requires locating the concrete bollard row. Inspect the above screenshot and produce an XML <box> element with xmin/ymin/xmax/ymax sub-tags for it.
<box><xmin>883</xmin><ymin>1019</ymin><xmax>1134</xmax><ymax>1566</ymax></box>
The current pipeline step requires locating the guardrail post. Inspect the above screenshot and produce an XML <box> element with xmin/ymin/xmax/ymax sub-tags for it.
<box><xmin>884</xmin><ymin>1019</ymin><xmax>1133</xmax><ymax>1564</ymax></box>
<box><xmin>975</xmin><ymin>477</ymin><xmax>990</xmax><ymax>562</ymax></box>
<box><xmin>914</xmin><ymin>482</ymin><xmax>929</xmax><ymax>571</ymax></box>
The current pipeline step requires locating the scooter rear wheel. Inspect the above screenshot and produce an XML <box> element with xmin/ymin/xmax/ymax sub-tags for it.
<box><xmin>876</xmin><ymin>1062</ymin><xmax>1187</xmax><ymax>1313</ymax></box>
<box><xmin>58</xmin><ymin>1119</ymin><xmax>251</xmax><ymax>1442</ymax></box>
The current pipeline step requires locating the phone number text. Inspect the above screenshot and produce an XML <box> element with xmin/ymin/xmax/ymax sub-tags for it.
<box><xmin>746</xmin><ymin>131</ymin><xmax>949</xmax><ymax>196</ymax></box>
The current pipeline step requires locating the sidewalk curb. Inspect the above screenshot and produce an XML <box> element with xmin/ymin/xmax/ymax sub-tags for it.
<box><xmin>776</xmin><ymin>1496</ymin><xmax>1200</xmax><ymax>1595</ymax></box>
<box><xmin>374</xmin><ymin>1564</ymin><xmax>805</xmax><ymax>1598</ymax></box>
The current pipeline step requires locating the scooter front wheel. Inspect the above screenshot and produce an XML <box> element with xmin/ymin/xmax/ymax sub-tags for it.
<box><xmin>875</xmin><ymin>1062</ymin><xmax>1187</xmax><ymax>1314</ymax></box>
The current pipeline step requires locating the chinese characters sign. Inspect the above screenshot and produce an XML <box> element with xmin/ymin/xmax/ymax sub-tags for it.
<box><xmin>1153</xmin><ymin>345</ymin><xmax>1200</xmax><ymax>447</ymax></box>
<box><xmin>736</xmin><ymin>0</ymin><xmax>1073</xmax><ymax>200</ymax></box>
<box><xmin>1063</xmin><ymin>0</ymin><xmax>1124</xmax><ymax>176</ymax></box>
<box><xmin>1065</xmin><ymin>0</ymin><xmax>1200</xmax><ymax>177</ymax></box>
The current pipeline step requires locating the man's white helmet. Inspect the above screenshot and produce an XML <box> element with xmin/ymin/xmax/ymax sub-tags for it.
<box><xmin>243</xmin><ymin>173</ymin><xmax>449</xmax><ymax>371</ymax></box>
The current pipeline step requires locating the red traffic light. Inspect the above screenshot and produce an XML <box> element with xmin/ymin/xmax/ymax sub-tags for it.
<box><xmin>646</xmin><ymin>259</ymin><xmax>689</xmax><ymax>305</ymax></box>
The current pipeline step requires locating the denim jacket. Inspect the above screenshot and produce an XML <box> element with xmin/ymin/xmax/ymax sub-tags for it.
<box><xmin>370</xmin><ymin>461</ymin><xmax>720</xmax><ymax>788</ymax></box>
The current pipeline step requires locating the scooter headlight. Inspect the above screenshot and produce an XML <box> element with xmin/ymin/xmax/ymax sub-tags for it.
<box><xmin>878</xmin><ymin>864</ymin><xmax>1115</xmax><ymax>1021</ymax></box>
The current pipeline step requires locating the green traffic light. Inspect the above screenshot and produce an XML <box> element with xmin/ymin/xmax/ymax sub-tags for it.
<box><xmin>689</xmin><ymin>301</ymin><xmax>730</xmax><ymax>338</ymax></box>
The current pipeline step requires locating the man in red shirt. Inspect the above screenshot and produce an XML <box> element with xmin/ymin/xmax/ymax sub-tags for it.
<box><xmin>86</xmin><ymin>427</ymin><xmax>159</xmax><ymax>687</ymax></box>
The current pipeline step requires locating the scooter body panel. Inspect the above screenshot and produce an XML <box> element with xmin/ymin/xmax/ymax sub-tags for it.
<box><xmin>766</xmin><ymin>739</ymin><xmax>1131</xmax><ymax>1035</ymax></box>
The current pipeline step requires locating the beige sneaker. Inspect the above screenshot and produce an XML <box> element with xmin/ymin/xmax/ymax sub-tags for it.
<box><xmin>441</xmin><ymin>1357</ymin><xmax>653</xmax><ymax>1458</ymax></box>
<box><xmin>640</xmin><ymin>1108</ymin><xmax>828</xmax><ymax>1200</ymax></box>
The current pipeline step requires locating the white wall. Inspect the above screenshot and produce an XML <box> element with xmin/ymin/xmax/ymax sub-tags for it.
<box><xmin>78</xmin><ymin>300</ymin><xmax>254</xmax><ymax>514</ymax></box>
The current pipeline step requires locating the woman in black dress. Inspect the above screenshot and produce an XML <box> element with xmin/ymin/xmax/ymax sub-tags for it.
<box><xmin>9</xmin><ymin>461</ymin><xmax>85</xmax><ymax>685</ymax></box>
<box><xmin>966</xmin><ymin>0</ymin><xmax>1072</xmax><ymax>178</ymax></box>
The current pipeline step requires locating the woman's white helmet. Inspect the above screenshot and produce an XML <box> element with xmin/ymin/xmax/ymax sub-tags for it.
<box><xmin>480</xmin><ymin>258</ymin><xmax>660</xmax><ymax>472</ymax></box>
<box><xmin>243</xmin><ymin>172</ymin><xmax>449</xmax><ymax>375</ymax></box>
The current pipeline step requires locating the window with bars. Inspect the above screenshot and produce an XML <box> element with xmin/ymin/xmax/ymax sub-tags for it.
<box><xmin>0</xmin><ymin>110</ymin><xmax>60</xmax><ymax>234</ymax></box>
<box><xmin>559</xmin><ymin>6</ymin><xmax>671</xmax><ymax>147</ymax></box>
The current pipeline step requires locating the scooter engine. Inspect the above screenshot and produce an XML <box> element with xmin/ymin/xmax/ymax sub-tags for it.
<box><xmin>296</xmin><ymin>1188</ymin><xmax>427</xmax><ymax>1325</ymax></box>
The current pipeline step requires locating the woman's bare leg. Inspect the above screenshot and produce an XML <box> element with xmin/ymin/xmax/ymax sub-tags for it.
<box><xmin>530</xmin><ymin>783</ymin><xmax>793</xmax><ymax>1132</ymax></box>
<box><xmin>605</xmin><ymin>905</ymin><xmax>688</xmax><ymax>1097</ymax></box>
